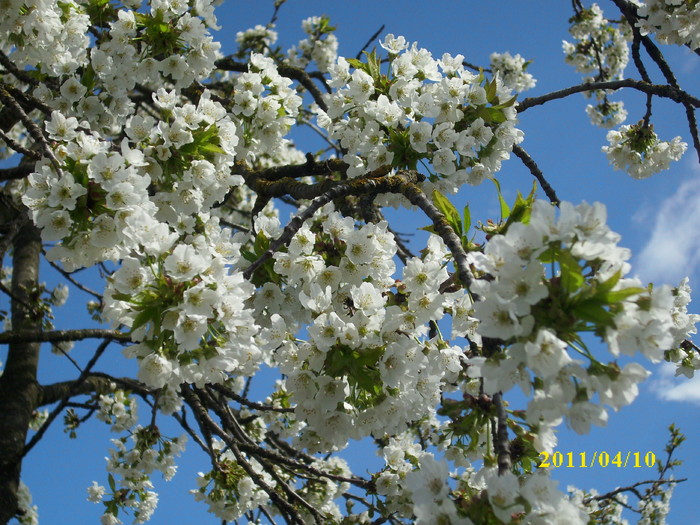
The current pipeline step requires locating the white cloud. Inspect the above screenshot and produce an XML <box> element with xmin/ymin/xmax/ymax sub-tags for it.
<box><xmin>649</xmin><ymin>362</ymin><xmax>700</xmax><ymax>405</ymax></box>
<box><xmin>633</xmin><ymin>166</ymin><xmax>700</xmax><ymax>285</ymax></box>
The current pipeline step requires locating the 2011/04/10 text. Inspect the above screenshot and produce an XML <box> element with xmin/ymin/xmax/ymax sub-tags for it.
<box><xmin>538</xmin><ymin>451</ymin><xmax>657</xmax><ymax>468</ymax></box>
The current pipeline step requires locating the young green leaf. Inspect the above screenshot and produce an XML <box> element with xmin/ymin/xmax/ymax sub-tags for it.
<box><xmin>432</xmin><ymin>189</ymin><xmax>463</xmax><ymax>237</ymax></box>
<box><xmin>491</xmin><ymin>178</ymin><xmax>511</xmax><ymax>220</ymax></box>
<box><xmin>557</xmin><ymin>250</ymin><xmax>584</xmax><ymax>293</ymax></box>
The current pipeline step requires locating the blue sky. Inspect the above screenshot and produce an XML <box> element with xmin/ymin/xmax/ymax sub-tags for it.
<box><xmin>3</xmin><ymin>1</ymin><xmax>700</xmax><ymax>523</ymax></box>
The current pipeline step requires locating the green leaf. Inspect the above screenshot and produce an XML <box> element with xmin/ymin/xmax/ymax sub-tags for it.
<box><xmin>485</xmin><ymin>77</ymin><xmax>498</xmax><ymax>103</ymax></box>
<box><xmin>80</xmin><ymin>64</ymin><xmax>96</xmax><ymax>92</ymax></box>
<box><xmin>253</xmin><ymin>231</ymin><xmax>270</xmax><ymax>255</ymax></box>
<box><xmin>463</xmin><ymin>204</ymin><xmax>471</xmax><ymax>234</ymax></box>
<box><xmin>201</xmin><ymin>142</ymin><xmax>225</xmax><ymax>155</ymax></box>
<box><xmin>476</xmin><ymin>106</ymin><xmax>507</xmax><ymax>124</ymax></box>
<box><xmin>131</xmin><ymin>307</ymin><xmax>157</xmax><ymax>333</ymax></box>
<box><xmin>573</xmin><ymin>299</ymin><xmax>616</xmax><ymax>326</ymax></box>
<box><xmin>108</xmin><ymin>473</ymin><xmax>116</xmax><ymax>492</ymax></box>
<box><xmin>492</xmin><ymin>95</ymin><xmax>518</xmax><ymax>109</ymax></box>
<box><xmin>110</xmin><ymin>292</ymin><xmax>133</xmax><ymax>302</ymax></box>
<box><xmin>491</xmin><ymin>178</ymin><xmax>510</xmax><ymax>220</ymax></box>
<box><xmin>346</xmin><ymin>58</ymin><xmax>365</xmax><ymax>71</ymax></box>
<box><xmin>502</xmin><ymin>180</ymin><xmax>538</xmax><ymax>231</ymax></box>
<box><xmin>365</xmin><ymin>49</ymin><xmax>382</xmax><ymax>80</ymax></box>
<box><xmin>431</xmin><ymin>189</ymin><xmax>462</xmax><ymax>236</ymax></box>
<box><xmin>595</xmin><ymin>270</ymin><xmax>622</xmax><ymax>297</ymax></box>
<box><xmin>558</xmin><ymin>250</ymin><xmax>584</xmax><ymax>293</ymax></box>
<box><xmin>603</xmin><ymin>287</ymin><xmax>646</xmax><ymax>303</ymax></box>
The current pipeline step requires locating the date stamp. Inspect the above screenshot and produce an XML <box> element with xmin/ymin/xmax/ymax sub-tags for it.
<box><xmin>538</xmin><ymin>451</ymin><xmax>657</xmax><ymax>468</ymax></box>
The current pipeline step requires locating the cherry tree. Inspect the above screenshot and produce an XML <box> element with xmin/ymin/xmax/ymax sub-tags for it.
<box><xmin>0</xmin><ymin>0</ymin><xmax>699</xmax><ymax>524</ymax></box>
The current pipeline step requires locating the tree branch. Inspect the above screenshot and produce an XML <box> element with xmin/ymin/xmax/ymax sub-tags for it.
<box><xmin>0</xmin><ymin>83</ymin><xmax>62</xmax><ymax>176</ymax></box>
<box><xmin>518</xmin><ymin>79</ymin><xmax>700</xmax><ymax>112</ymax></box>
<box><xmin>493</xmin><ymin>393</ymin><xmax>512</xmax><ymax>475</ymax></box>
<box><xmin>0</xmin><ymin>329</ymin><xmax>131</xmax><ymax>345</ymax></box>
<box><xmin>0</xmin><ymin>221</ymin><xmax>41</xmax><ymax>524</ymax></box>
<box><xmin>512</xmin><ymin>145</ymin><xmax>560</xmax><ymax>205</ymax></box>
<box><xmin>24</xmin><ymin>340</ymin><xmax>112</xmax><ymax>456</ymax></box>
<box><xmin>0</xmin><ymin>165</ymin><xmax>33</xmax><ymax>182</ymax></box>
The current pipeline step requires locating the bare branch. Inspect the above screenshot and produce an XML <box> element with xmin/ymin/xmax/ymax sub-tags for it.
<box><xmin>24</xmin><ymin>338</ymin><xmax>112</xmax><ymax>455</ymax></box>
<box><xmin>518</xmin><ymin>79</ymin><xmax>700</xmax><ymax>112</ymax></box>
<box><xmin>0</xmin><ymin>329</ymin><xmax>131</xmax><ymax>345</ymax></box>
<box><xmin>356</xmin><ymin>25</ymin><xmax>386</xmax><ymax>60</ymax></box>
<box><xmin>512</xmin><ymin>145</ymin><xmax>560</xmax><ymax>205</ymax></box>
<box><xmin>0</xmin><ymin>84</ymin><xmax>62</xmax><ymax>176</ymax></box>
<box><xmin>0</xmin><ymin>165</ymin><xmax>33</xmax><ymax>181</ymax></box>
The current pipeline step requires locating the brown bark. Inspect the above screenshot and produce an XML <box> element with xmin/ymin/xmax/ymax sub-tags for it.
<box><xmin>0</xmin><ymin>219</ymin><xmax>42</xmax><ymax>524</ymax></box>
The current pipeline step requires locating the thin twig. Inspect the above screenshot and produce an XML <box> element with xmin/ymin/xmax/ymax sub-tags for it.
<box><xmin>23</xmin><ymin>339</ymin><xmax>112</xmax><ymax>457</ymax></box>
<box><xmin>0</xmin><ymin>84</ymin><xmax>62</xmax><ymax>175</ymax></box>
<box><xmin>209</xmin><ymin>384</ymin><xmax>294</xmax><ymax>413</ymax></box>
<box><xmin>45</xmin><ymin>256</ymin><xmax>103</xmax><ymax>301</ymax></box>
<box><xmin>512</xmin><ymin>145</ymin><xmax>560</xmax><ymax>205</ymax></box>
<box><xmin>356</xmin><ymin>25</ymin><xmax>385</xmax><ymax>60</ymax></box>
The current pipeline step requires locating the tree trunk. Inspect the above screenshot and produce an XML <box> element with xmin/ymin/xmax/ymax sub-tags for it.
<box><xmin>0</xmin><ymin>218</ymin><xmax>41</xmax><ymax>524</ymax></box>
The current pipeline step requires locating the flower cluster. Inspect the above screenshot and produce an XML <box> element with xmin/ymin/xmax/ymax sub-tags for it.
<box><xmin>93</xmin><ymin>1</ymin><xmax>222</xmax><ymax>93</ymax></box>
<box><xmin>286</xmin><ymin>16</ymin><xmax>339</xmax><ymax>73</ymax></box>
<box><xmin>234</xmin><ymin>23</ymin><xmax>279</xmax><ymax>58</ymax></box>
<box><xmin>602</xmin><ymin>121</ymin><xmax>687</xmax><ymax>178</ymax></box>
<box><xmin>192</xmin><ymin>440</ymin><xmax>276</xmax><ymax>522</ymax></box>
<box><xmin>489</xmin><ymin>51</ymin><xmax>537</xmax><ymax>93</ymax></box>
<box><xmin>315</xmin><ymin>34</ymin><xmax>523</xmax><ymax>192</ymax></box>
<box><xmin>664</xmin><ymin>277</ymin><xmax>700</xmax><ymax>377</ymax></box>
<box><xmin>563</xmin><ymin>4</ymin><xmax>631</xmax><ymax>81</ymax></box>
<box><xmin>466</xmin><ymin>200</ymin><xmax>697</xmax><ymax>436</ymax></box>
<box><xmin>15</xmin><ymin>481</ymin><xmax>39</xmax><ymax>525</ymax></box>
<box><xmin>257</xmin><ymin>209</ymin><xmax>468</xmax><ymax>452</ymax></box>
<box><xmin>373</xmin><ymin>436</ymin><xmax>590</xmax><ymax>524</ymax></box>
<box><xmin>586</xmin><ymin>99</ymin><xmax>628</xmax><ymax>128</ymax></box>
<box><xmin>563</xmin><ymin>3</ymin><xmax>631</xmax><ymax>130</ymax></box>
<box><xmin>1</xmin><ymin>0</ymin><xmax>90</xmax><ymax>76</ymax></box>
<box><xmin>637</xmin><ymin>0</ymin><xmax>700</xmax><ymax>51</ymax></box>
<box><xmin>229</xmin><ymin>54</ymin><xmax>303</xmax><ymax>163</ymax></box>
<box><xmin>22</xmin><ymin>86</ymin><xmax>246</xmax><ymax>269</ymax></box>
<box><xmin>13</xmin><ymin>0</ymin><xmax>224</xmax><ymax>141</ymax></box>
<box><xmin>4</xmin><ymin>0</ymin><xmax>699</xmax><ymax>523</ymax></box>
<box><xmin>97</xmin><ymin>390</ymin><xmax>139</xmax><ymax>433</ymax></box>
<box><xmin>90</xmin><ymin>427</ymin><xmax>186</xmax><ymax>525</ymax></box>
<box><xmin>103</xmin><ymin>227</ymin><xmax>259</xmax><ymax>389</ymax></box>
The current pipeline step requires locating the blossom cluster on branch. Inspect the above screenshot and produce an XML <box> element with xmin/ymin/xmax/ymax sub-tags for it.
<box><xmin>0</xmin><ymin>1</ymin><xmax>699</xmax><ymax>525</ymax></box>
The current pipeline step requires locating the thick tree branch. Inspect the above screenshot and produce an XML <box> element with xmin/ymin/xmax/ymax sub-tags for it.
<box><xmin>0</xmin><ymin>50</ymin><xmax>39</xmax><ymax>87</ymax></box>
<box><xmin>38</xmin><ymin>375</ymin><xmax>113</xmax><ymax>407</ymax></box>
<box><xmin>0</xmin><ymin>165</ymin><xmax>33</xmax><ymax>181</ymax></box>
<box><xmin>0</xmin><ymin>329</ymin><xmax>131</xmax><ymax>345</ymax></box>
<box><xmin>493</xmin><ymin>393</ymin><xmax>512</xmax><ymax>475</ymax></box>
<box><xmin>0</xmin><ymin>221</ymin><xmax>41</xmax><ymax>524</ymax></box>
